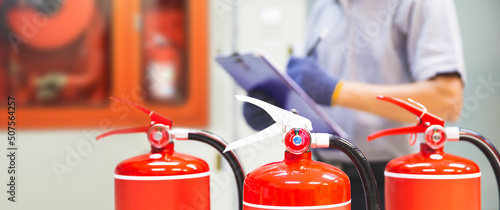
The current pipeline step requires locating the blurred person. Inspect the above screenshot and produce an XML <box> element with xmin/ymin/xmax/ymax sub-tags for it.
<box><xmin>244</xmin><ymin>0</ymin><xmax>465</xmax><ymax>209</ymax></box>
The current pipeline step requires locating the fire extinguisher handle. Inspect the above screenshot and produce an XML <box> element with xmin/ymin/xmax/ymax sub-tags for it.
<box><xmin>459</xmin><ymin>129</ymin><xmax>500</xmax><ymax>205</ymax></box>
<box><xmin>375</xmin><ymin>95</ymin><xmax>425</xmax><ymax>118</ymax></box>
<box><xmin>328</xmin><ymin>134</ymin><xmax>381</xmax><ymax>210</ymax></box>
<box><xmin>109</xmin><ymin>97</ymin><xmax>173</xmax><ymax>127</ymax></box>
<box><xmin>187</xmin><ymin>129</ymin><xmax>246</xmax><ymax>210</ymax></box>
<box><xmin>96</xmin><ymin>97</ymin><xmax>174</xmax><ymax>140</ymax></box>
<box><xmin>367</xmin><ymin>125</ymin><xmax>423</xmax><ymax>142</ymax></box>
<box><xmin>96</xmin><ymin>126</ymin><xmax>150</xmax><ymax>140</ymax></box>
<box><xmin>367</xmin><ymin>95</ymin><xmax>445</xmax><ymax>142</ymax></box>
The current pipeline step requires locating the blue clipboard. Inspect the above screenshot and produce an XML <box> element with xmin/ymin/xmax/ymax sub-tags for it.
<box><xmin>216</xmin><ymin>51</ymin><xmax>347</xmax><ymax>138</ymax></box>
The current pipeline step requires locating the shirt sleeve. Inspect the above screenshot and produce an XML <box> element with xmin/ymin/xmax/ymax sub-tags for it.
<box><xmin>403</xmin><ymin>0</ymin><xmax>467</xmax><ymax>84</ymax></box>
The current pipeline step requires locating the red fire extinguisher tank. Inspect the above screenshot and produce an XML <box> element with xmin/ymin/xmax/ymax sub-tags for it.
<box><xmin>244</xmin><ymin>151</ymin><xmax>351</xmax><ymax>210</ymax></box>
<box><xmin>385</xmin><ymin>144</ymin><xmax>480</xmax><ymax>210</ymax></box>
<box><xmin>114</xmin><ymin>143</ymin><xmax>210</xmax><ymax>210</ymax></box>
<box><xmin>97</xmin><ymin>97</ymin><xmax>246</xmax><ymax>210</ymax></box>
<box><xmin>242</xmin><ymin>128</ymin><xmax>352</xmax><ymax>210</ymax></box>
<box><xmin>226</xmin><ymin>96</ymin><xmax>381</xmax><ymax>210</ymax></box>
<box><xmin>367</xmin><ymin>96</ymin><xmax>500</xmax><ymax>210</ymax></box>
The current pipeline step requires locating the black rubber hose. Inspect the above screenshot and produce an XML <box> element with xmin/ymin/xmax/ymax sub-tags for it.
<box><xmin>328</xmin><ymin>134</ymin><xmax>380</xmax><ymax>210</ymax></box>
<box><xmin>459</xmin><ymin>128</ymin><xmax>500</xmax><ymax>204</ymax></box>
<box><xmin>188</xmin><ymin>130</ymin><xmax>245</xmax><ymax>210</ymax></box>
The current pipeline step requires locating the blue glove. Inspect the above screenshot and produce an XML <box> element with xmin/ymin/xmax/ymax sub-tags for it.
<box><xmin>286</xmin><ymin>57</ymin><xmax>341</xmax><ymax>106</ymax></box>
<box><xmin>243</xmin><ymin>90</ymin><xmax>279</xmax><ymax>131</ymax></box>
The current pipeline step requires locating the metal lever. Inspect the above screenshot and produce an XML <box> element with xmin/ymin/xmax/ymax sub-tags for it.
<box><xmin>96</xmin><ymin>97</ymin><xmax>172</xmax><ymax>140</ymax></box>
<box><xmin>110</xmin><ymin>97</ymin><xmax>172</xmax><ymax>127</ymax></box>
<box><xmin>96</xmin><ymin>126</ymin><xmax>150</xmax><ymax>140</ymax></box>
<box><xmin>367</xmin><ymin>96</ymin><xmax>444</xmax><ymax>144</ymax></box>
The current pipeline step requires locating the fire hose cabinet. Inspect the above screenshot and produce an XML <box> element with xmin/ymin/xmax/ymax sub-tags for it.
<box><xmin>0</xmin><ymin>0</ymin><xmax>208</xmax><ymax>128</ymax></box>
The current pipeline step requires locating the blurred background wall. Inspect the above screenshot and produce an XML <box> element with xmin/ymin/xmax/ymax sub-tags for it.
<box><xmin>447</xmin><ymin>0</ymin><xmax>500</xmax><ymax>208</ymax></box>
<box><xmin>0</xmin><ymin>0</ymin><xmax>499</xmax><ymax>209</ymax></box>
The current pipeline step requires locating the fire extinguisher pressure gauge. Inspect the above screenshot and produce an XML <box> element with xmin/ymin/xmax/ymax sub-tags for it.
<box><xmin>284</xmin><ymin>128</ymin><xmax>311</xmax><ymax>155</ymax></box>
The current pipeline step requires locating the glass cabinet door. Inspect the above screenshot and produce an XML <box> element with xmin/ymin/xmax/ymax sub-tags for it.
<box><xmin>142</xmin><ymin>0</ymin><xmax>188</xmax><ymax>105</ymax></box>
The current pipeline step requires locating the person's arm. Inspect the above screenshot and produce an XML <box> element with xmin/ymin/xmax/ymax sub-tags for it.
<box><xmin>336</xmin><ymin>74</ymin><xmax>463</xmax><ymax>123</ymax></box>
<box><xmin>337</xmin><ymin>0</ymin><xmax>465</xmax><ymax>123</ymax></box>
<box><xmin>287</xmin><ymin>60</ymin><xmax>464</xmax><ymax>124</ymax></box>
<box><xmin>288</xmin><ymin>0</ymin><xmax>465</xmax><ymax>124</ymax></box>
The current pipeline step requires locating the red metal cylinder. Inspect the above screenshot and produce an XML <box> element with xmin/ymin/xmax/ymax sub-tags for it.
<box><xmin>385</xmin><ymin>143</ymin><xmax>481</xmax><ymax>210</ymax></box>
<box><xmin>114</xmin><ymin>143</ymin><xmax>210</xmax><ymax>210</ymax></box>
<box><xmin>243</xmin><ymin>151</ymin><xmax>351</xmax><ymax>210</ymax></box>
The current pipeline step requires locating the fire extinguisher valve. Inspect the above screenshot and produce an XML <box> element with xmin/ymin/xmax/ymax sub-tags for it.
<box><xmin>224</xmin><ymin>95</ymin><xmax>313</xmax><ymax>153</ymax></box>
<box><xmin>226</xmin><ymin>95</ymin><xmax>350</xmax><ymax>153</ymax></box>
<box><xmin>96</xmin><ymin>97</ymin><xmax>174</xmax><ymax>151</ymax></box>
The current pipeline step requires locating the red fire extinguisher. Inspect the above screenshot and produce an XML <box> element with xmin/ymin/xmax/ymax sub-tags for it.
<box><xmin>97</xmin><ymin>97</ymin><xmax>245</xmax><ymax>210</ymax></box>
<box><xmin>143</xmin><ymin>0</ymin><xmax>186</xmax><ymax>103</ymax></box>
<box><xmin>225</xmin><ymin>96</ymin><xmax>380</xmax><ymax>210</ymax></box>
<box><xmin>367</xmin><ymin>95</ymin><xmax>500</xmax><ymax>210</ymax></box>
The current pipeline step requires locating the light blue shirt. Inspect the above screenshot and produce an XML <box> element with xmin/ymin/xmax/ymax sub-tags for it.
<box><xmin>307</xmin><ymin>0</ymin><xmax>466</xmax><ymax>161</ymax></box>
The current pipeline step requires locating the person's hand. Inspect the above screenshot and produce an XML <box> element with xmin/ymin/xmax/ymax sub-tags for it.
<box><xmin>286</xmin><ymin>57</ymin><xmax>341</xmax><ymax>106</ymax></box>
<box><xmin>243</xmin><ymin>90</ymin><xmax>279</xmax><ymax>131</ymax></box>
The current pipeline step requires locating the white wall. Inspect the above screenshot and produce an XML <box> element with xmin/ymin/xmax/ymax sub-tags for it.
<box><xmin>446</xmin><ymin>1</ymin><xmax>500</xmax><ymax>209</ymax></box>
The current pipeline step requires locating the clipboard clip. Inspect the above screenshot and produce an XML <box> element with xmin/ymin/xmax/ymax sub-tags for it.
<box><xmin>231</xmin><ymin>52</ymin><xmax>250</xmax><ymax>71</ymax></box>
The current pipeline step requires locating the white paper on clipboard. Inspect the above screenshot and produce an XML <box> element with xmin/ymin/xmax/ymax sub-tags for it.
<box><xmin>216</xmin><ymin>51</ymin><xmax>347</xmax><ymax>138</ymax></box>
